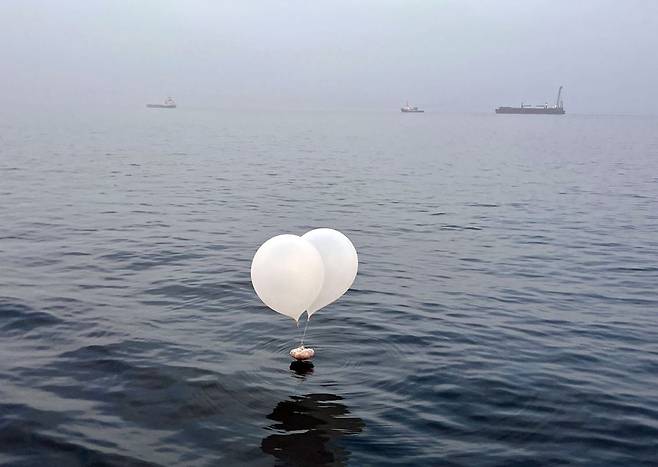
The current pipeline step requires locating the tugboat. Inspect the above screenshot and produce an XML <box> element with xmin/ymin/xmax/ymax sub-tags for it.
<box><xmin>401</xmin><ymin>101</ymin><xmax>424</xmax><ymax>113</ymax></box>
<box><xmin>495</xmin><ymin>86</ymin><xmax>565</xmax><ymax>115</ymax></box>
<box><xmin>147</xmin><ymin>97</ymin><xmax>176</xmax><ymax>109</ymax></box>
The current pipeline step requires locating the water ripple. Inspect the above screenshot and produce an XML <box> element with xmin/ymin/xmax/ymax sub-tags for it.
<box><xmin>1</xmin><ymin>112</ymin><xmax>657</xmax><ymax>465</ymax></box>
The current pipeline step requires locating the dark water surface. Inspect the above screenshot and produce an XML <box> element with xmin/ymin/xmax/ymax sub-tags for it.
<box><xmin>1</xmin><ymin>110</ymin><xmax>657</xmax><ymax>466</ymax></box>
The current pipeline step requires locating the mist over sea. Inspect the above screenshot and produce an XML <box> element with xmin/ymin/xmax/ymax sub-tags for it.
<box><xmin>1</xmin><ymin>109</ymin><xmax>657</xmax><ymax>466</ymax></box>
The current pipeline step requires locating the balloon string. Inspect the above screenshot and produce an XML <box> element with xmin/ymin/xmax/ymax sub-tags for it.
<box><xmin>300</xmin><ymin>314</ymin><xmax>310</xmax><ymax>347</ymax></box>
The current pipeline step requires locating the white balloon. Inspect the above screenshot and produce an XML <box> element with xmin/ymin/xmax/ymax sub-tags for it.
<box><xmin>251</xmin><ymin>234</ymin><xmax>325</xmax><ymax>322</ymax></box>
<box><xmin>302</xmin><ymin>228</ymin><xmax>358</xmax><ymax>317</ymax></box>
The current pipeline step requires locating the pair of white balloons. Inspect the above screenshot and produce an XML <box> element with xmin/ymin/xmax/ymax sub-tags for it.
<box><xmin>251</xmin><ymin>228</ymin><xmax>358</xmax><ymax>322</ymax></box>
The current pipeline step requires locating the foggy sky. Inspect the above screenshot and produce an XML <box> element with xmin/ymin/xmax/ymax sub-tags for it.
<box><xmin>2</xmin><ymin>0</ymin><xmax>657</xmax><ymax>114</ymax></box>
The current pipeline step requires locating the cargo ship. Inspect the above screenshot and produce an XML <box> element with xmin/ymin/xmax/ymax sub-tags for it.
<box><xmin>401</xmin><ymin>101</ymin><xmax>424</xmax><ymax>113</ymax></box>
<box><xmin>495</xmin><ymin>86</ymin><xmax>565</xmax><ymax>115</ymax></box>
<box><xmin>147</xmin><ymin>97</ymin><xmax>176</xmax><ymax>109</ymax></box>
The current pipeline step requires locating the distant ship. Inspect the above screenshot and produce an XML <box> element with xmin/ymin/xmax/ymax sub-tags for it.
<box><xmin>495</xmin><ymin>86</ymin><xmax>565</xmax><ymax>115</ymax></box>
<box><xmin>147</xmin><ymin>97</ymin><xmax>176</xmax><ymax>109</ymax></box>
<box><xmin>401</xmin><ymin>102</ymin><xmax>424</xmax><ymax>113</ymax></box>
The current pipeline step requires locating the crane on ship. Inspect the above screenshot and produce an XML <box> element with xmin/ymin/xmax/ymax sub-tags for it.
<box><xmin>555</xmin><ymin>86</ymin><xmax>563</xmax><ymax>109</ymax></box>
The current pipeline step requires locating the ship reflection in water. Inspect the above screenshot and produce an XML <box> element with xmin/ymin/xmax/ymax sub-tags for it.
<box><xmin>261</xmin><ymin>393</ymin><xmax>365</xmax><ymax>467</ymax></box>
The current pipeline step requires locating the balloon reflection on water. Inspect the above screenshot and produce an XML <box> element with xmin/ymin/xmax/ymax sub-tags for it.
<box><xmin>261</xmin><ymin>393</ymin><xmax>365</xmax><ymax>467</ymax></box>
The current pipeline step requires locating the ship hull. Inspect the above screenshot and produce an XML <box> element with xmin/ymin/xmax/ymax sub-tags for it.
<box><xmin>495</xmin><ymin>107</ymin><xmax>564</xmax><ymax>115</ymax></box>
<box><xmin>147</xmin><ymin>104</ymin><xmax>176</xmax><ymax>108</ymax></box>
<box><xmin>401</xmin><ymin>109</ymin><xmax>424</xmax><ymax>113</ymax></box>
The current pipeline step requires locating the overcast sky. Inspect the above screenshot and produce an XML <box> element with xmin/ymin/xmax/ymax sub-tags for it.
<box><xmin>1</xmin><ymin>0</ymin><xmax>657</xmax><ymax>114</ymax></box>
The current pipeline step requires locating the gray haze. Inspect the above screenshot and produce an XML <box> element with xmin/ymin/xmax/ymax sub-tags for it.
<box><xmin>2</xmin><ymin>0</ymin><xmax>657</xmax><ymax>114</ymax></box>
